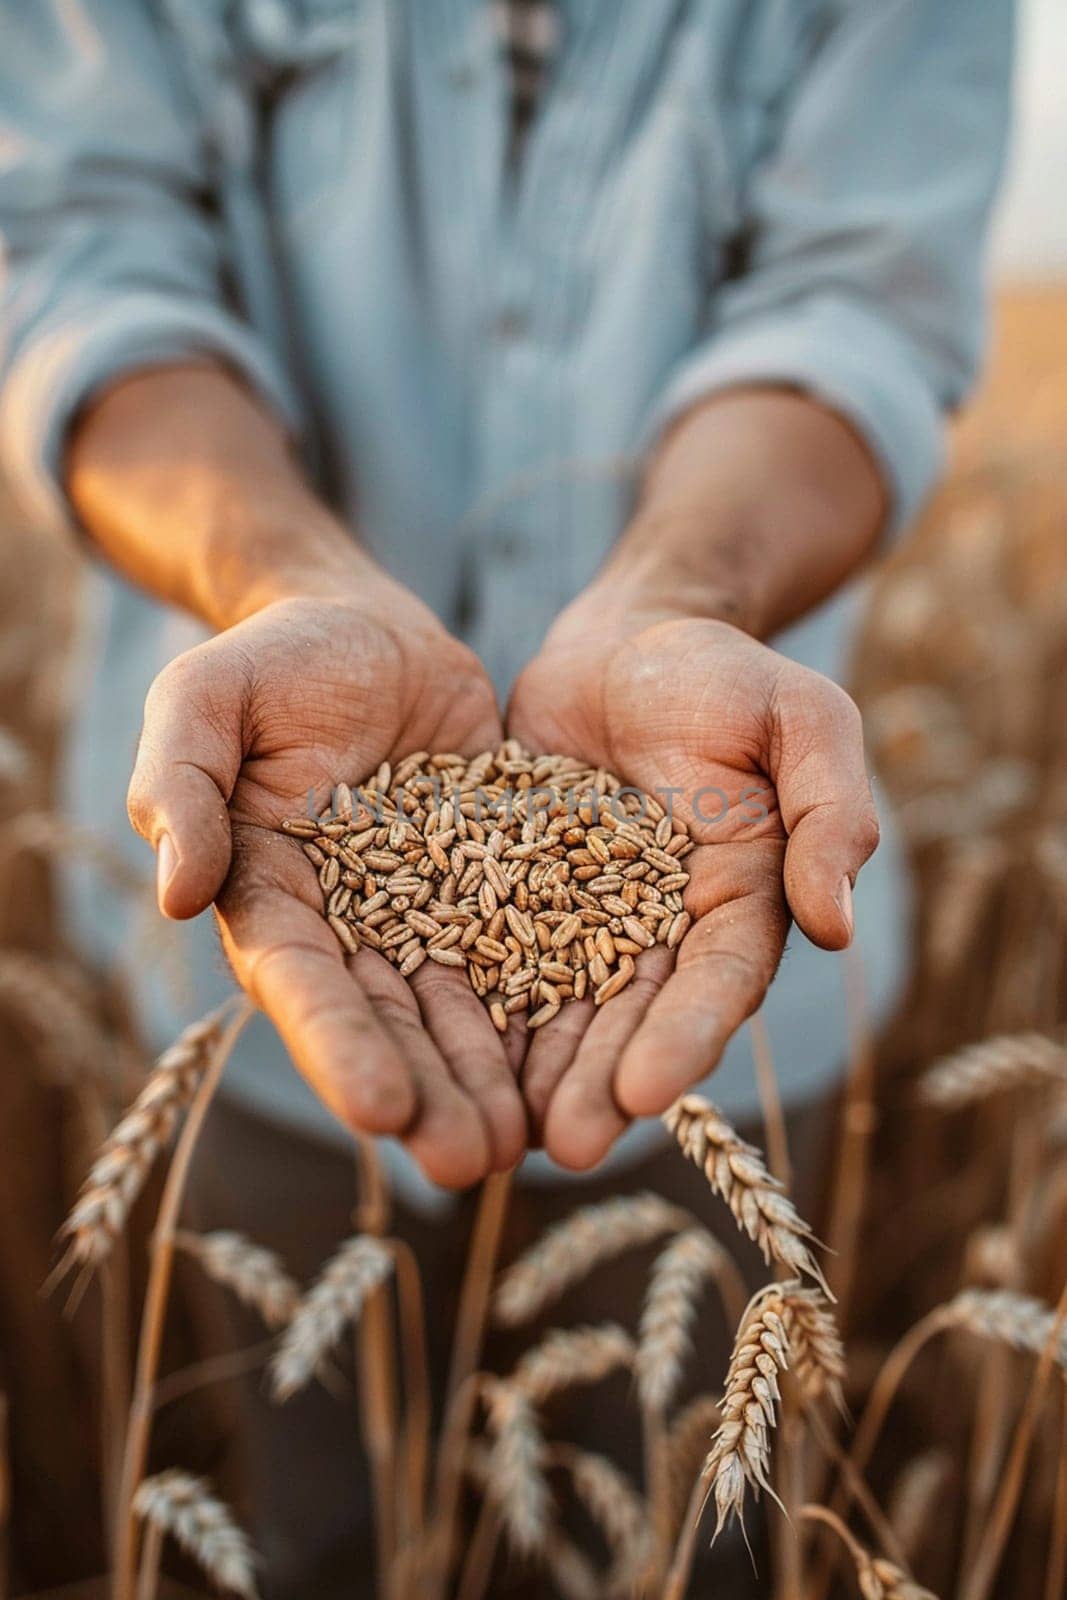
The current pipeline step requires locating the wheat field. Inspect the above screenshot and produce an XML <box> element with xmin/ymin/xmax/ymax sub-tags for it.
<box><xmin>0</xmin><ymin>288</ymin><xmax>1066</xmax><ymax>1598</ymax></box>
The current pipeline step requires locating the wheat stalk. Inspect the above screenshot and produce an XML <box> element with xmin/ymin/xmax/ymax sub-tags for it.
<box><xmin>512</xmin><ymin>1323</ymin><xmax>635</xmax><ymax>1404</ymax></box>
<box><xmin>133</xmin><ymin>1470</ymin><xmax>258</xmax><ymax>1597</ymax></box>
<box><xmin>58</xmin><ymin>1004</ymin><xmax>236</xmax><ymax>1272</ymax></box>
<box><xmin>663</xmin><ymin>1097</ymin><xmax>831</xmax><ymax>1294</ymax></box>
<box><xmin>919</xmin><ymin>1032</ymin><xmax>1067</xmax><ymax>1108</ymax></box>
<box><xmin>270</xmin><ymin>1235</ymin><xmax>395</xmax><ymax>1401</ymax></box>
<box><xmin>635</xmin><ymin>1228</ymin><xmax>746</xmax><ymax>1412</ymax></box>
<box><xmin>494</xmin><ymin>1192</ymin><xmax>689</xmax><ymax>1326</ymax></box>
<box><xmin>173</xmin><ymin>1231</ymin><xmax>299</xmax><ymax>1329</ymax></box>
<box><xmin>481</xmin><ymin>1379</ymin><xmax>550</xmax><ymax>1557</ymax></box>
<box><xmin>800</xmin><ymin>1505</ymin><xmax>938</xmax><ymax>1599</ymax></box>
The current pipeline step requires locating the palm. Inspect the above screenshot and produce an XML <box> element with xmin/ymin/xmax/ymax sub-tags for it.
<box><xmin>508</xmin><ymin>617</ymin><xmax>861</xmax><ymax>1171</ymax></box>
<box><xmin>136</xmin><ymin>596</ymin><xmax>526</xmax><ymax>1188</ymax></box>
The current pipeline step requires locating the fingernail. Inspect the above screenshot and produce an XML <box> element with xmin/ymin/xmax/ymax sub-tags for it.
<box><xmin>837</xmin><ymin>876</ymin><xmax>854</xmax><ymax>941</ymax></box>
<box><xmin>157</xmin><ymin>833</ymin><xmax>177</xmax><ymax>909</ymax></box>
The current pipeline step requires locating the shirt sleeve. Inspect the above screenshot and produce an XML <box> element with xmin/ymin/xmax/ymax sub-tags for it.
<box><xmin>0</xmin><ymin>0</ymin><xmax>303</xmax><ymax>533</ymax></box>
<box><xmin>646</xmin><ymin>0</ymin><xmax>1015</xmax><ymax>535</ymax></box>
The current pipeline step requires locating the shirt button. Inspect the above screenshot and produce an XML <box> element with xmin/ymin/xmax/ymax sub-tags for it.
<box><xmin>492</xmin><ymin>307</ymin><xmax>530</xmax><ymax>342</ymax></box>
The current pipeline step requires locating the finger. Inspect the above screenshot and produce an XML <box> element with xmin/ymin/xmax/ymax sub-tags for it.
<box><xmin>216</xmin><ymin>876</ymin><xmax>418</xmax><ymax>1139</ymax></box>
<box><xmin>406</xmin><ymin>961</ymin><xmax>528</xmax><ymax>1172</ymax></box>
<box><xmin>355</xmin><ymin>955</ymin><xmax>496</xmax><ymax>1189</ymax></box>
<box><xmin>128</xmin><ymin>648</ymin><xmax>242</xmax><ymax>920</ymax></box>
<box><xmin>770</xmin><ymin>674</ymin><xmax>880</xmax><ymax>950</ymax></box>
<box><xmin>615</xmin><ymin>844</ymin><xmax>789</xmax><ymax>1118</ymax></box>
<box><xmin>521</xmin><ymin>995</ymin><xmax>597</xmax><ymax>1141</ymax></box>
<box><xmin>541</xmin><ymin>946</ymin><xmax>673</xmax><ymax>1170</ymax></box>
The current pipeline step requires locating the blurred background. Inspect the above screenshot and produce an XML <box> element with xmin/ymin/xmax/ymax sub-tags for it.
<box><xmin>0</xmin><ymin>1</ymin><xmax>1065</xmax><ymax>1595</ymax></box>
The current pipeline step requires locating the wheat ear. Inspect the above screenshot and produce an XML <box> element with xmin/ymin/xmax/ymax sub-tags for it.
<box><xmin>543</xmin><ymin>1530</ymin><xmax>600</xmax><ymax>1600</ymax></box>
<box><xmin>636</xmin><ymin>1228</ymin><xmax>747</xmax><ymax>1412</ymax></box>
<box><xmin>919</xmin><ymin>1031</ymin><xmax>1067</xmax><ymax>1108</ymax></box>
<box><xmin>944</xmin><ymin>1288</ymin><xmax>1067</xmax><ymax>1366</ymax></box>
<box><xmin>58</xmin><ymin>1004</ymin><xmax>235</xmax><ymax>1271</ymax></box>
<box><xmin>663</xmin><ymin>1097</ymin><xmax>831</xmax><ymax>1294</ymax></box>
<box><xmin>173</xmin><ymin>1231</ymin><xmax>299</xmax><ymax>1329</ymax></box>
<box><xmin>667</xmin><ymin>1395</ymin><xmax>720</xmax><ymax>1530</ymax></box>
<box><xmin>493</xmin><ymin>1192</ymin><xmax>688</xmax><ymax>1327</ymax></box>
<box><xmin>133</xmin><ymin>1470</ymin><xmax>258</xmax><ymax>1598</ymax></box>
<box><xmin>551</xmin><ymin>1444</ymin><xmax>656</xmax><ymax>1597</ymax></box>
<box><xmin>481</xmin><ymin>1379</ymin><xmax>550</xmax><ymax>1557</ymax></box>
<box><xmin>270</xmin><ymin>1235</ymin><xmax>394</xmax><ymax>1401</ymax></box>
<box><xmin>704</xmin><ymin>1284</ymin><xmax>791</xmax><ymax>1538</ymax></box>
<box><xmin>888</xmin><ymin>1452</ymin><xmax>953</xmax><ymax>1566</ymax></box>
<box><xmin>512</xmin><ymin>1323</ymin><xmax>634</xmax><ymax>1404</ymax></box>
<box><xmin>0</xmin><ymin>949</ymin><xmax>110</xmax><ymax>1088</ymax></box>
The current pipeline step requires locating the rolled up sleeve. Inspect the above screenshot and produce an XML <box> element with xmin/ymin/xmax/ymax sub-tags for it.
<box><xmin>648</xmin><ymin>0</ymin><xmax>1015</xmax><ymax>535</ymax></box>
<box><xmin>0</xmin><ymin>0</ymin><xmax>302</xmax><ymax>533</ymax></box>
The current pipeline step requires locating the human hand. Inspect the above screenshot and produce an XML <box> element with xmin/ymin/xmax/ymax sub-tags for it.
<box><xmin>507</xmin><ymin>603</ymin><xmax>879</xmax><ymax>1170</ymax></box>
<box><xmin>127</xmin><ymin>581</ymin><xmax>527</xmax><ymax>1188</ymax></box>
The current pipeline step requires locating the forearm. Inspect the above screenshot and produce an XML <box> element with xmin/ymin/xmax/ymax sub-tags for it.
<box><xmin>65</xmin><ymin>362</ymin><xmax>381</xmax><ymax>630</ymax></box>
<box><xmin>583</xmin><ymin>388</ymin><xmax>888</xmax><ymax>640</ymax></box>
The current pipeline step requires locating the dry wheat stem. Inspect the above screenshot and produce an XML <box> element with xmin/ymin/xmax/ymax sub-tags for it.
<box><xmin>494</xmin><ymin>1191</ymin><xmax>690</xmax><ymax>1327</ymax></box>
<box><xmin>113</xmin><ymin>998</ymin><xmax>255</xmax><ymax>1600</ymax></box>
<box><xmin>349</xmin><ymin>1135</ymin><xmax>400</xmax><ymax>1594</ymax></box>
<box><xmin>636</xmin><ymin>1227</ymin><xmax>748</xmax><ymax>1412</ymax></box>
<box><xmin>133</xmin><ymin>1472</ymin><xmax>258</xmax><ymax>1599</ymax></box>
<box><xmin>429</xmin><ymin>1172</ymin><xmax>513</xmax><ymax>1600</ymax></box>
<box><xmin>282</xmin><ymin>743</ymin><xmax>692</xmax><ymax>1032</ymax></box>
<box><xmin>59</xmin><ymin>1000</ymin><xmax>242</xmax><ymax>1276</ymax></box>
<box><xmin>920</xmin><ymin>1030</ymin><xmax>1067</xmax><ymax>1107</ymax></box>
<box><xmin>844</xmin><ymin>1289</ymin><xmax>1067</xmax><ymax>1536</ymax></box>
<box><xmin>663</xmin><ymin>1096</ymin><xmax>832</xmax><ymax>1294</ymax></box>
<box><xmin>173</xmin><ymin>1231</ymin><xmax>299</xmax><ymax>1329</ymax></box>
<box><xmin>962</xmin><ymin>1279</ymin><xmax>1067</xmax><ymax>1600</ymax></box>
<box><xmin>387</xmin><ymin>1237</ymin><xmax>432</xmax><ymax>1548</ymax></box>
<box><xmin>512</xmin><ymin>1323</ymin><xmax>635</xmax><ymax>1404</ymax></box>
<box><xmin>798</xmin><ymin>1506</ymin><xmax>938</xmax><ymax>1599</ymax></box>
<box><xmin>270</xmin><ymin>1234</ymin><xmax>395</xmax><ymax>1401</ymax></box>
<box><xmin>1046</xmin><ymin>1388</ymin><xmax>1067</xmax><ymax>1600</ymax></box>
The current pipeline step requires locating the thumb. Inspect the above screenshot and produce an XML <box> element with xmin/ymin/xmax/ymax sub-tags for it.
<box><xmin>771</xmin><ymin>671</ymin><xmax>881</xmax><ymax>951</ymax></box>
<box><xmin>127</xmin><ymin>648</ymin><xmax>243</xmax><ymax>919</ymax></box>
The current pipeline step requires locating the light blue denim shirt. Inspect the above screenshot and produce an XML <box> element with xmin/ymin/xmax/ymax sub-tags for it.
<box><xmin>0</xmin><ymin>0</ymin><xmax>1012</xmax><ymax>1203</ymax></box>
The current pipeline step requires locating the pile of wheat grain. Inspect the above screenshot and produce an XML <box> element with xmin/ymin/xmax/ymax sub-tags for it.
<box><xmin>281</xmin><ymin>742</ymin><xmax>691</xmax><ymax>1031</ymax></box>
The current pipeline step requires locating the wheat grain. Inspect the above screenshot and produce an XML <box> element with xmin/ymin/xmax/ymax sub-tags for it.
<box><xmin>919</xmin><ymin>1032</ymin><xmax>1067</xmax><ymax>1107</ymax></box>
<box><xmin>174</xmin><ymin>1230</ymin><xmax>300</xmax><ymax>1329</ymax></box>
<box><xmin>481</xmin><ymin>1379</ymin><xmax>550</xmax><ymax>1556</ymax></box>
<box><xmin>133</xmin><ymin>1470</ymin><xmax>258</xmax><ymax>1597</ymax></box>
<box><xmin>494</xmin><ymin>1192</ymin><xmax>690</xmax><ymax>1326</ymax></box>
<box><xmin>282</xmin><ymin>745</ymin><xmax>691</xmax><ymax>1033</ymax></box>
<box><xmin>271</xmin><ymin>1235</ymin><xmax>394</xmax><ymax>1400</ymax></box>
<box><xmin>513</xmin><ymin>1323</ymin><xmax>635</xmax><ymax>1404</ymax></box>
<box><xmin>57</xmin><ymin>1003</ymin><xmax>236</xmax><ymax>1270</ymax></box>
<box><xmin>663</xmin><ymin>1097</ymin><xmax>831</xmax><ymax>1294</ymax></box>
<box><xmin>636</xmin><ymin>1228</ymin><xmax>744</xmax><ymax>1412</ymax></box>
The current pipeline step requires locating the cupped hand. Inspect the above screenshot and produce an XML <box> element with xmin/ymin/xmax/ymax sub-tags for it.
<box><xmin>507</xmin><ymin>607</ymin><xmax>880</xmax><ymax>1170</ymax></box>
<box><xmin>127</xmin><ymin>585</ymin><xmax>527</xmax><ymax>1188</ymax></box>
